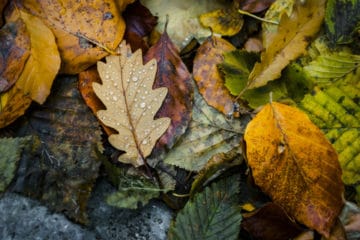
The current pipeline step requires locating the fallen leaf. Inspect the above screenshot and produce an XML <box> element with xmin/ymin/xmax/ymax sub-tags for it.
<box><xmin>244</xmin><ymin>102</ymin><xmax>344</xmax><ymax>237</ymax></box>
<box><xmin>0</xmin><ymin>0</ymin><xmax>8</xmax><ymax>26</ymax></box>
<box><xmin>14</xmin><ymin>0</ymin><xmax>133</xmax><ymax>74</ymax></box>
<box><xmin>144</xmin><ymin>26</ymin><xmax>193</xmax><ymax>162</ymax></box>
<box><xmin>12</xmin><ymin>76</ymin><xmax>102</xmax><ymax>223</ymax></box>
<box><xmin>142</xmin><ymin>0</ymin><xmax>231</xmax><ymax>48</ymax></box>
<box><xmin>6</xmin><ymin>9</ymin><xmax>61</xmax><ymax>104</ymax></box>
<box><xmin>78</xmin><ymin>66</ymin><xmax>117</xmax><ymax>136</ymax></box>
<box><xmin>199</xmin><ymin>7</ymin><xmax>244</xmax><ymax>36</ymax></box>
<box><xmin>164</xmin><ymin>86</ymin><xmax>245</xmax><ymax>171</ymax></box>
<box><xmin>93</xmin><ymin>42</ymin><xmax>171</xmax><ymax>167</ymax></box>
<box><xmin>0</xmin><ymin>19</ymin><xmax>30</xmax><ymax>92</ymax></box>
<box><xmin>325</xmin><ymin>0</ymin><xmax>360</xmax><ymax>44</ymax></box>
<box><xmin>168</xmin><ymin>174</ymin><xmax>242</xmax><ymax>240</ymax></box>
<box><xmin>248</xmin><ymin>0</ymin><xmax>326</xmax><ymax>89</ymax></box>
<box><xmin>240</xmin><ymin>0</ymin><xmax>275</xmax><ymax>13</ymax></box>
<box><xmin>123</xmin><ymin>0</ymin><xmax>158</xmax><ymax>52</ymax></box>
<box><xmin>193</xmin><ymin>36</ymin><xmax>236</xmax><ymax>115</ymax></box>
<box><xmin>242</xmin><ymin>203</ymin><xmax>304</xmax><ymax>240</ymax></box>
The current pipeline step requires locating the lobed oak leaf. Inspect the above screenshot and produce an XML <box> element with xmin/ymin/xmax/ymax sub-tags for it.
<box><xmin>193</xmin><ymin>36</ymin><xmax>236</xmax><ymax>115</ymax></box>
<box><xmin>248</xmin><ymin>0</ymin><xmax>326</xmax><ymax>89</ymax></box>
<box><xmin>244</xmin><ymin>102</ymin><xmax>344</xmax><ymax>237</ymax></box>
<box><xmin>93</xmin><ymin>42</ymin><xmax>170</xmax><ymax>167</ymax></box>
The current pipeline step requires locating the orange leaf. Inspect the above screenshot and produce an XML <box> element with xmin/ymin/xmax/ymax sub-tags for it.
<box><xmin>193</xmin><ymin>36</ymin><xmax>235</xmax><ymax>115</ymax></box>
<box><xmin>244</xmin><ymin>102</ymin><xmax>344</xmax><ymax>237</ymax></box>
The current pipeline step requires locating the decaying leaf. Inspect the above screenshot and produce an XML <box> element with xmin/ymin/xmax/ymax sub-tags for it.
<box><xmin>199</xmin><ymin>7</ymin><xmax>244</xmax><ymax>36</ymax></box>
<box><xmin>0</xmin><ymin>136</ymin><xmax>31</xmax><ymax>192</ymax></box>
<box><xmin>240</xmin><ymin>0</ymin><xmax>275</xmax><ymax>13</ymax></box>
<box><xmin>6</xmin><ymin>9</ymin><xmax>61</xmax><ymax>104</ymax></box>
<box><xmin>244</xmin><ymin>102</ymin><xmax>344</xmax><ymax>237</ymax></box>
<box><xmin>144</xmin><ymin>26</ymin><xmax>193</xmax><ymax>161</ymax></box>
<box><xmin>0</xmin><ymin>19</ymin><xmax>30</xmax><ymax>92</ymax></box>
<box><xmin>0</xmin><ymin>0</ymin><xmax>8</xmax><ymax>26</ymax></box>
<box><xmin>248</xmin><ymin>0</ymin><xmax>326</xmax><ymax>89</ymax></box>
<box><xmin>12</xmin><ymin>76</ymin><xmax>102</xmax><ymax>223</ymax></box>
<box><xmin>163</xmin><ymin>86</ymin><xmax>245</xmax><ymax>172</ymax></box>
<box><xmin>193</xmin><ymin>36</ymin><xmax>236</xmax><ymax>115</ymax></box>
<box><xmin>93</xmin><ymin>42</ymin><xmax>171</xmax><ymax>167</ymax></box>
<box><xmin>13</xmin><ymin>0</ymin><xmax>133</xmax><ymax>74</ymax></box>
<box><xmin>242</xmin><ymin>203</ymin><xmax>304</xmax><ymax>240</ymax></box>
<box><xmin>168</xmin><ymin>174</ymin><xmax>242</xmax><ymax>240</ymax></box>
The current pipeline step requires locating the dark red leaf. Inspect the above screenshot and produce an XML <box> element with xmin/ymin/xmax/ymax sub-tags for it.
<box><xmin>240</xmin><ymin>0</ymin><xmax>275</xmax><ymax>13</ymax></box>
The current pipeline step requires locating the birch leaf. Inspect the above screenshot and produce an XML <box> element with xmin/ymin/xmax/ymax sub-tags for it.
<box><xmin>93</xmin><ymin>42</ymin><xmax>171</xmax><ymax>167</ymax></box>
<box><xmin>248</xmin><ymin>0</ymin><xmax>326</xmax><ymax>89</ymax></box>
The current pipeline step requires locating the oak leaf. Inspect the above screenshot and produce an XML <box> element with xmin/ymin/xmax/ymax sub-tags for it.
<box><xmin>144</xmin><ymin>26</ymin><xmax>193</xmax><ymax>162</ymax></box>
<box><xmin>93</xmin><ymin>42</ymin><xmax>171</xmax><ymax>167</ymax></box>
<box><xmin>193</xmin><ymin>36</ymin><xmax>236</xmax><ymax>115</ymax></box>
<box><xmin>248</xmin><ymin>0</ymin><xmax>326</xmax><ymax>89</ymax></box>
<box><xmin>244</xmin><ymin>102</ymin><xmax>344</xmax><ymax>237</ymax></box>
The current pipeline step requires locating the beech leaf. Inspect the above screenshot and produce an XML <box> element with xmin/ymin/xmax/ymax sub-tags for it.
<box><xmin>244</xmin><ymin>102</ymin><xmax>344</xmax><ymax>237</ymax></box>
<box><xmin>248</xmin><ymin>0</ymin><xmax>326</xmax><ymax>89</ymax></box>
<box><xmin>168</xmin><ymin>174</ymin><xmax>242</xmax><ymax>240</ymax></box>
<box><xmin>93</xmin><ymin>42</ymin><xmax>171</xmax><ymax>167</ymax></box>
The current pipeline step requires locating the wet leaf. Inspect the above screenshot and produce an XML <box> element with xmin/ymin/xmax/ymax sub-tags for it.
<box><xmin>142</xmin><ymin>0</ymin><xmax>231</xmax><ymax>48</ymax></box>
<box><xmin>199</xmin><ymin>7</ymin><xmax>244</xmax><ymax>36</ymax></box>
<box><xmin>14</xmin><ymin>0</ymin><xmax>133</xmax><ymax>74</ymax></box>
<box><xmin>193</xmin><ymin>36</ymin><xmax>236</xmax><ymax>115</ymax></box>
<box><xmin>13</xmin><ymin>76</ymin><xmax>102</xmax><ymax>223</ymax></box>
<box><xmin>0</xmin><ymin>136</ymin><xmax>31</xmax><ymax>192</ymax></box>
<box><xmin>144</xmin><ymin>27</ymin><xmax>193</xmax><ymax>162</ymax></box>
<box><xmin>248</xmin><ymin>0</ymin><xmax>326</xmax><ymax>89</ymax></box>
<box><xmin>123</xmin><ymin>0</ymin><xmax>158</xmax><ymax>52</ymax></box>
<box><xmin>325</xmin><ymin>0</ymin><xmax>360</xmax><ymax>44</ymax></box>
<box><xmin>163</xmin><ymin>86</ymin><xmax>245</xmax><ymax>172</ymax></box>
<box><xmin>168</xmin><ymin>174</ymin><xmax>242</xmax><ymax>240</ymax></box>
<box><xmin>244</xmin><ymin>102</ymin><xmax>344</xmax><ymax>237</ymax></box>
<box><xmin>240</xmin><ymin>0</ymin><xmax>275</xmax><ymax>13</ymax></box>
<box><xmin>242</xmin><ymin>203</ymin><xmax>304</xmax><ymax>240</ymax></box>
<box><xmin>93</xmin><ymin>42</ymin><xmax>171</xmax><ymax>167</ymax></box>
<box><xmin>0</xmin><ymin>19</ymin><xmax>30</xmax><ymax>92</ymax></box>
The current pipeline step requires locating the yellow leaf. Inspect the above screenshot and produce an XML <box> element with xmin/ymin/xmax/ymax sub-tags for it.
<box><xmin>248</xmin><ymin>0</ymin><xmax>325</xmax><ymax>89</ymax></box>
<box><xmin>244</xmin><ymin>102</ymin><xmax>344</xmax><ymax>237</ymax></box>
<box><xmin>199</xmin><ymin>8</ymin><xmax>244</xmax><ymax>36</ymax></box>
<box><xmin>93</xmin><ymin>42</ymin><xmax>171</xmax><ymax>167</ymax></box>
<box><xmin>13</xmin><ymin>10</ymin><xmax>60</xmax><ymax>104</ymax></box>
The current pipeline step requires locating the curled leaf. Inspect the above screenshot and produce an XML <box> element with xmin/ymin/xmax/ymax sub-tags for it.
<box><xmin>93</xmin><ymin>42</ymin><xmax>171</xmax><ymax>167</ymax></box>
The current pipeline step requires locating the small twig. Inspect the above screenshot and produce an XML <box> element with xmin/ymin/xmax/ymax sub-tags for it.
<box><xmin>238</xmin><ymin>9</ymin><xmax>279</xmax><ymax>25</ymax></box>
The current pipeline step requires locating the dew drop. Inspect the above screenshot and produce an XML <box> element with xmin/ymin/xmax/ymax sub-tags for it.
<box><xmin>144</xmin><ymin>91</ymin><xmax>148</xmax><ymax>95</ymax></box>
<box><xmin>113</xmin><ymin>82</ymin><xmax>118</xmax><ymax>87</ymax></box>
<box><xmin>105</xmin><ymin>74</ymin><xmax>110</xmax><ymax>79</ymax></box>
<box><xmin>105</xmin><ymin>97</ymin><xmax>110</xmax><ymax>101</ymax></box>
<box><xmin>140</xmin><ymin>102</ymin><xmax>146</xmax><ymax>108</ymax></box>
<box><xmin>109</xmin><ymin>91</ymin><xmax>114</xmax><ymax>95</ymax></box>
<box><xmin>141</xmin><ymin>96</ymin><xmax>145</xmax><ymax>100</ymax></box>
<box><xmin>142</xmin><ymin>139</ymin><xmax>148</xmax><ymax>145</ymax></box>
<box><xmin>126</xmin><ymin>79</ymin><xmax>130</xmax><ymax>82</ymax></box>
<box><xmin>112</xmin><ymin>96</ymin><xmax>118</xmax><ymax>101</ymax></box>
<box><xmin>147</xmin><ymin>106</ymin><xmax>151</xmax><ymax>109</ymax></box>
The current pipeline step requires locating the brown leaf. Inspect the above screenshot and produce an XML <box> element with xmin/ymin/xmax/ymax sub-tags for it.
<box><xmin>0</xmin><ymin>0</ymin><xmax>8</xmax><ymax>27</ymax></box>
<box><xmin>193</xmin><ymin>36</ymin><xmax>236</xmax><ymax>115</ymax></box>
<box><xmin>248</xmin><ymin>0</ymin><xmax>326</xmax><ymax>89</ymax></box>
<box><xmin>242</xmin><ymin>202</ymin><xmax>304</xmax><ymax>240</ymax></box>
<box><xmin>0</xmin><ymin>19</ymin><xmax>30</xmax><ymax>92</ymax></box>
<box><xmin>123</xmin><ymin>0</ymin><xmax>158</xmax><ymax>52</ymax></box>
<box><xmin>93</xmin><ymin>41</ymin><xmax>170</xmax><ymax>167</ymax></box>
<box><xmin>12</xmin><ymin>0</ymin><xmax>133</xmax><ymax>74</ymax></box>
<box><xmin>244</xmin><ymin>102</ymin><xmax>344</xmax><ymax>237</ymax></box>
<box><xmin>239</xmin><ymin>0</ymin><xmax>275</xmax><ymax>13</ymax></box>
<box><xmin>144</xmin><ymin>27</ymin><xmax>193</xmax><ymax>159</ymax></box>
<box><xmin>78</xmin><ymin>66</ymin><xmax>117</xmax><ymax>136</ymax></box>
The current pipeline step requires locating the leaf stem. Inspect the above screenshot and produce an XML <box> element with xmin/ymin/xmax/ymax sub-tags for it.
<box><xmin>238</xmin><ymin>9</ymin><xmax>279</xmax><ymax>25</ymax></box>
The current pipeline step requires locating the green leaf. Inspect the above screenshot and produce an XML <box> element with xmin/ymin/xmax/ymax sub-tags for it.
<box><xmin>0</xmin><ymin>136</ymin><xmax>31</xmax><ymax>192</ymax></box>
<box><xmin>299</xmin><ymin>68</ymin><xmax>360</xmax><ymax>190</ymax></box>
<box><xmin>325</xmin><ymin>0</ymin><xmax>360</xmax><ymax>44</ymax></box>
<box><xmin>163</xmin><ymin>86</ymin><xmax>245</xmax><ymax>171</ymax></box>
<box><xmin>168</xmin><ymin>174</ymin><xmax>242</xmax><ymax>240</ymax></box>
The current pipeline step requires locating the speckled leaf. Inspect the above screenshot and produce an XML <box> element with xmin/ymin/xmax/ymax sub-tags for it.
<box><xmin>193</xmin><ymin>36</ymin><xmax>236</xmax><ymax>115</ymax></box>
<box><xmin>163</xmin><ymin>85</ymin><xmax>245</xmax><ymax>172</ymax></box>
<box><xmin>299</xmin><ymin>68</ymin><xmax>360</xmax><ymax>198</ymax></box>
<box><xmin>93</xmin><ymin>42</ymin><xmax>170</xmax><ymax>167</ymax></box>
<box><xmin>325</xmin><ymin>0</ymin><xmax>360</xmax><ymax>44</ymax></box>
<box><xmin>168</xmin><ymin>174</ymin><xmax>242</xmax><ymax>240</ymax></box>
<box><xmin>249</xmin><ymin>0</ymin><xmax>326</xmax><ymax>89</ymax></box>
<box><xmin>144</xmin><ymin>28</ymin><xmax>193</xmax><ymax>162</ymax></box>
<box><xmin>0</xmin><ymin>136</ymin><xmax>31</xmax><ymax>192</ymax></box>
<box><xmin>12</xmin><ymin>76</ymin><xmax>102</xmax><ymax>223</ymax></box>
